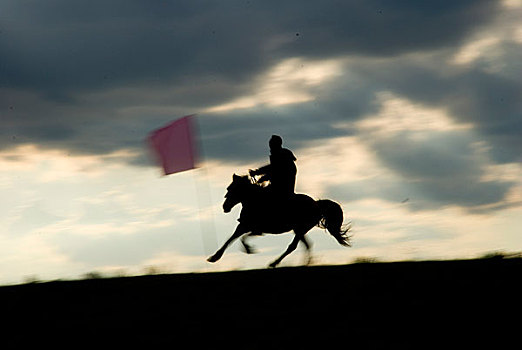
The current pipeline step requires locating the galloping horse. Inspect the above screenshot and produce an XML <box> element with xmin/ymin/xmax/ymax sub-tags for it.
<box><xmin>207</xmin><ymin>174</ymin><xmax>351</xmax><ymax>268</ymax></box>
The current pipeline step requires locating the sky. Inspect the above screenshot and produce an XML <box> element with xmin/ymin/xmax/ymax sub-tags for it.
<box><xmin>1</xmin><ymin>0</ymin><xmax>521</xmax><ymax>285</ymax></box>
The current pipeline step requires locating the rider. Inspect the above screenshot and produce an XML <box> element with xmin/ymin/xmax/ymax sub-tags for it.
<box><xmin>249</xmin><ymin>135</ymin><xmax>297</xmax><ymax>199</ymax></box>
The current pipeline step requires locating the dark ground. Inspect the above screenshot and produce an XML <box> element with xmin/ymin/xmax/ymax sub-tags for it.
<box><xmin>1</xmin><ymin>258</ymin><xmax>520</xmax><ymax>348</ymax></box>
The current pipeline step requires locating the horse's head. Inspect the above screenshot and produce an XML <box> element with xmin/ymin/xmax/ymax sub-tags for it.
<box><xmin>223</xmin><ymin>174</ymin><xmax>251</xmax><ymax>213</ymax></box>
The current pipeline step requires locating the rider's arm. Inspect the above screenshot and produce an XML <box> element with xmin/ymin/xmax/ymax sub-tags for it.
<box><xmin>250</xmin><ymin>163</ymin><xmax>271</xmax><ymax>176</ymax></box>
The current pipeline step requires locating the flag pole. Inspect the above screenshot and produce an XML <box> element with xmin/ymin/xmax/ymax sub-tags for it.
<box><xmin>194</xmin><ymin>166</ymin><xmax>218</xmax><ymax>257</ymax></box>
<box><xmin>148</xmin><ymin>114</ymin><xmax>217</xmax><ymax>263</ymax></box>
<box><xmin>192</xmin><ymin>115</ymin><xmax>218</xmax><ymax>258</ymax></box>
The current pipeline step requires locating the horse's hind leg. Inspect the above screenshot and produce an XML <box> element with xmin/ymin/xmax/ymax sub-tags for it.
<box><xmin>269</xmin><ymin>234</ymin><xmax>300</xmax><ymax>268</ymax></box>
<box><xmin>241</xmin><ymin>232</ymin><xmax>259</xmax><ymax>254</ymax></box>
<box><xmin>300</xmin><ymin>235</ymin><xmax>313</xmax><ymax>265</ymax></box>
<box><xmin>207</xmin><ymin>224</ymin><xmax>248</xmax><ymax>263</ymax></box>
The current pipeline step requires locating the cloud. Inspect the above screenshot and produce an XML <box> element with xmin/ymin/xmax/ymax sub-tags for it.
<box><xmin>1</xmin><ymin>0</ymin><xmax>497</xmax><ymax>92</ymax></box>
<box><xmin>0</xmin><ymin>0</ymin><xmax>519</xmax><ymax>214</ymax></box>
<box><xmin>0</xmin><ymin>0</ymin><xmax>502</xmax><ymax>156</ymax></box>
<box><xmin>325</xmin><ymin>92</ymin><xmax>516</xmax><ymax>212</ymax></box>
<box><xmin>205</xmin><ymin>57</ymin><xmax>343</xmax><ymax>113</ymax></box>
<box><xmin>369</xmin><ymin>133</ymin><xmax>513</xmax><ymax>210</ymax></box>
<box><xmin>357</xmin><ymin>60</ymin><xmax>522</xmax><ymax>164</ymax></box>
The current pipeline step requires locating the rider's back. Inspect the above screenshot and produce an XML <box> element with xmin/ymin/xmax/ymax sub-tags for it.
<box><xmin>269</xmin><ymin>147</ymin><xmax>297</xmax><ymax>196</ymax></box>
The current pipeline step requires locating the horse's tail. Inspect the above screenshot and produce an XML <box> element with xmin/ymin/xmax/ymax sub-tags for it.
<box><xmin>316</xmin><ymin>199</ymin><xmax>352</xmax><ymax>247</ymax></box>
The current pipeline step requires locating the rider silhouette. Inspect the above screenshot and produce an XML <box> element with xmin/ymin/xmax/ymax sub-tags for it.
<box><xmin>250</xmin><ymin>135</ymin><xmax>297</xmax><ymax>199</ymax></box>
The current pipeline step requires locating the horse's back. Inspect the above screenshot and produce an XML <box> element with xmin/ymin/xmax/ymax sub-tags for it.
<box><xmin>240</xmin><ymin>192</ymin><xmax>320</xmax><ymax>233</ymax></box>
<box><xmin>293</xmin><ymin>193</ymin><xmax>318</xmax><ymax>209</ymax></box>
<box><xmin>294</xmin><ymin>193</ymin><xmax>315</xmax><ymax>203</ymax></box>
<box><xmin>291</xmin><ymin>193</ymin><xmax>322</xmax><ymax>228</ymax></box>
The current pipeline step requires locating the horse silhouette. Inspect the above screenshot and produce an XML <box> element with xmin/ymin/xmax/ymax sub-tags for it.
<box><xmin>207</xmin><ymin>174</ymin><xmax>351</xmax><ymax>268</ymax></box>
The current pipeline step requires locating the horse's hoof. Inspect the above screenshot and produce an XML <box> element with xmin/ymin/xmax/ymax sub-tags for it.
<box><xmin>207</xmin><ymin>255</ymin><xmax>219</xmax><ymax>263</ymax></box>
<box><xmin>242</xmin><ymin>245</ymin><xmax>256</xmax><ymax>255</ymax></box>
<box><xmin>268</xmin><ymin>261</ymin><xmax>278</xmax><ymax>268</ymax></box>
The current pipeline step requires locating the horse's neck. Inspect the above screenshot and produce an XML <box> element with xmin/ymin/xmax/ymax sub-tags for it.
<box><xmin>241</xmin><ymin>185</ymin><xmax>263</xmax><ymax>207</ymax></box>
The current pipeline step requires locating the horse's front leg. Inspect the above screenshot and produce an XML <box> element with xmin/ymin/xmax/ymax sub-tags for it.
<box><xmin>207</xmin><ymin>224</ymin><xmax>248</xmax><ymax>263</ymax></box>
<box><xmin>269</xmin><ymin>234</ymin><xmax>300</xmax><ymax>268</ymax></box>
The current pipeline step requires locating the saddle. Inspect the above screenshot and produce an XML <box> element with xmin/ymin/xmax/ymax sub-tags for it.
<box><xmin>239</xmin><ymin>184</ymin><xmax>296</xmax><ymax>227</ymax></box>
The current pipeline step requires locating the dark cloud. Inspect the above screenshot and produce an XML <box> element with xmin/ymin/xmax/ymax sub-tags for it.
<box><xmin>373</xmin><ymin>132</ymin><xmax>482</xmax><ymax>181</ymax></box>
<box><xmin>199</xmin><ymin>104</ymin><xmax>353</xmax><ymax>163</ymax></box>
<box><xmin>1</xmin><ymin>0</ymin><xmax>519</xmax><ymax>214</ymax></box>
<box><xmin>329</xmin><ymin>130</ymin><xmax>514</xmax><ymax>212</ymax></box>
<box><xmin>349</xmin><ymin>57</ymin><xmax>522</xmax><ymax>164</ymax></box>
<box><xmin>1</xmin><ymin>1</ymin><xmax>264</xmax><ymax>97</ymax></box>
<box><xmin>1</xmin><ymin>0</ymin><xmax>497</xmax><ymax>94</ymax></box>
<box><xmin>329</xmin><ymin>171</ymin><xmax>512</xmax><ymax>213</ymax></box>
<box><xmin>272</xmin><ymin>0</ymin><xmax>498</xmax><ymax>58</ymax></box>
<box><xmin>0</xmin><ymin>0</ymin><xmax>500</xmax><ymax>144</ymax></box>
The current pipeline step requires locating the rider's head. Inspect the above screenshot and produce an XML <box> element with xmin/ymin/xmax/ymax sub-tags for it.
<box><xmin>269</xmin><ymin>135</ymin><xmax>283</xmax><ymax>150</ymax></box>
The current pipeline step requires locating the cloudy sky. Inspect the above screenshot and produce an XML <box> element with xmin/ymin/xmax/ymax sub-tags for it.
<box><xmin>1</xmin><ymin>0</ymin><xmax>521</xmax><ymax>284</ymax></box>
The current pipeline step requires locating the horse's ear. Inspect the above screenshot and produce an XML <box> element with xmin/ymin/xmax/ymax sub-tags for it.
<box><xmin>233</xmin><ymin>174</ymin><xmax>239</xmax><ymax>181</ymax></box>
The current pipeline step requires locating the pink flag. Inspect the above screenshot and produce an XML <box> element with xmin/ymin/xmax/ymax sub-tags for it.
<box><xmin>148</xmin><ymin>115</ymin><xmax>198</xmax><ymax>175</ymax></box>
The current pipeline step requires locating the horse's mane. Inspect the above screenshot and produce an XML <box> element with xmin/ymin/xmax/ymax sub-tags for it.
<box><xmin>251</xmin><ymin>178</ymin><xmax>266</xmax><ymax>187</ymax></box>
<box><xmin>236</xmin><ymin>175</ymin><xmax>268</xmax><ymax>198</ymax></box>
<box><xmin>237</xmin><ymin>174</ymin><xmax>266</xmax><ymax>188</ymax></box>
<box><xmin>249</xmin><ymin>176</ymin><xmax>270</xmax><ymax>191</ymax></box>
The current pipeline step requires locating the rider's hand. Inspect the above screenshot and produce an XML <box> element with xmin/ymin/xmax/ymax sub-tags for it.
<box><xmin>249</xmin><ymin>169</ymin><xmax>257</xmax><ymax>176</ymax></box>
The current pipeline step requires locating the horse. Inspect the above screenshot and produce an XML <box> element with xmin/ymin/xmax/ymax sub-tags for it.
<box><xmin>207</xmin><ymin>174</ymin><xmax>351</xmax><ymax>268</ymax></box>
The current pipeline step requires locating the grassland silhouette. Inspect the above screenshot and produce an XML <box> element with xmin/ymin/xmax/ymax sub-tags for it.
<box><xmin>1</xmin><ymin>258</ymin><xmax>519</xmax><ymax>347</ymax></box>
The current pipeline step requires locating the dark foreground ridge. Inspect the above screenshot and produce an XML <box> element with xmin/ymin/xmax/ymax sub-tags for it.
<box><xmin>2</xmin><ymin>258</ymin><xmax>520</xmax><ymax>348</ymax></box>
